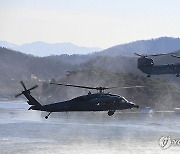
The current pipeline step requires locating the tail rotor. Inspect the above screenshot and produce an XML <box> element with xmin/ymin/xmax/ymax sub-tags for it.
<box><xmin>15</xmin><ymin>81</ymin><xmax>38</xmax><ymax>98</ymax></box>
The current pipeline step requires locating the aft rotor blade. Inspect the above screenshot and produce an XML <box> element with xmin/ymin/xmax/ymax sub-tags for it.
<box><xmin>50</xmin><ymin>82</ymin><xmax>97</xmax><ymax>90</ymax></box>
<box><xmin>150</xmin><ymin>53</ymin><xmax>168</xmax><ymax>56</ymax></box>
<box><xmin>135</xmin><ymin>52</ymin><xmax>177</xmax><ymax>57</ymax></box>
<box><xmin>147</xmin><ymin>52</ymin><xmax>178</xmax><ymax>57</ymax></box>
<box><xmin>15</xmin><ymin>93</ymin><xmax>23</xmax><ymax>98</ymax></box>
<box><xmin>28</xmin><ymin>85</ymin><xmax>38</xmax><ymax>91</ymax></box>
<box><xmin>20</xmin><ymin>81</ymin><xmax>27</xmax><ymax>91</ymax></box>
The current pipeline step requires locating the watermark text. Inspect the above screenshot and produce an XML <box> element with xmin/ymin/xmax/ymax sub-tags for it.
<box><xmin>159</xmin><ymin>136</ymin><xmax>180</xmax><ymax>149</ymax></box>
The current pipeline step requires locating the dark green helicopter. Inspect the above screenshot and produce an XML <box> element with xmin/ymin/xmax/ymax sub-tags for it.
<box><xmin>15</xmin><ymin>81</ymin><xmax>142</xmax><ymax>119</ymax></box>
<box><xmin>135</xmin><ymin>52</ymin><xmax>180</xmax><ymax>77</ymax></box>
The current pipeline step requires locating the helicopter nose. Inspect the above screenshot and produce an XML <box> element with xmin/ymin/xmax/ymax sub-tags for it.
<box><xmin>134</xmin><ymin>104</ymin><xmax>139</xmax><ymax>108</ymax></box>
<box><xmin>129</xmin><ymin>102</ymin><xmax>139</xmax><ymax>109</ymax></box>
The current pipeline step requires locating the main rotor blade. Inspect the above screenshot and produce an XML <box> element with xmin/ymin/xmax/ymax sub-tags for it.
<box><xmin>134</xmin><ymin>53</ymin><xmax>144</xmax><ymax>57</ymax></box>
<box><xmin>28</xmin><ymin>85</ymin><xmax>38</xmax><ymax>91</ymax></box>
<box><xmin>105</xmin><ymin>85</ymin><xmax>144</xmax><ymax>90</ymax></box>
<box><xmin>103</xmin><ymin>86</ymin><xmax>119</xmax><ymax>90</ymax></box>
<box><xmin>50</xmin><ymin>82</ymin><xmax>97</xmax><ymax>90</ymax></box>
<box><xmin>150</xmin><ymin>53</ymin><xmax>168</xmax><ymax>56</ymax></box>
<box><xmin>150</xmin><ymin>52</ymin><xmax>177</xmax><ymax>56</ymax></box>
<box><xmin>20</xmin><ymin>81</ymin><xmax>27</xmax><ymax>91</ymax></box>
<box><xmin>118</xmin><ymin>86</ymin><xmax>144</xmax><ymax>89</ymax></box>
<box><xmin>50</xmin><ymin>82</ymin><xmax>144</xmax><ymax>91</ymax></box>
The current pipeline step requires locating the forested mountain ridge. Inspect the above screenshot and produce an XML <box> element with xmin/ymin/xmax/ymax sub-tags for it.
<box><xmin>0</xmin><ymin>47</ymin><xmax>76</xmax><ymax>80</ymax></box>
<box><xmin>97</xmin><ymin>37</ymin><xmax>180</xmax><ymax>57</ymax></box>
<box><xmin>1</xmin><ymin>46</ymin><xmax>180</xmax><ymax>82</ymax></box>
<box><xmin>1</xmin><ymin>37</ymin><xmax>180</xmax><ymax>57</ymax></box>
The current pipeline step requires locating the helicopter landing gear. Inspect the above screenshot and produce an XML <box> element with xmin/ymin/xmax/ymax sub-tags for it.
<box><xmin>147</xmin><ymin>74</ymin><xmax>151</xmax><ymax>78</ymax></box>
<box><xmin>45</xmin><ymin>112</ymin><xmax>52</xmax><ymax>119</ymax></box>
<box><xmin>108</xmin><ymin>110</ymin><xmax>115</xmax><ymax>116</ymax></box>
<box><xmin>176</xmin><ymin>74</ymin><xmax>180</xmax><ymax>77</ymax></box>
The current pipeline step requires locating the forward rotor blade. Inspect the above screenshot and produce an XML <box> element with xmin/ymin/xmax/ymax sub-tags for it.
<box><xmin>50</xmin><ymin>82</ymin><xmax>97</xmax><ymax>90</ymax></box>
<box><xmin>15</xmin><ymin>93</ymin><xmax>22</xmax><ymax>98</ymax></box>
<box><xmin>28</xmin><ymin>85</ymin><xmax>38</xmax><ymax>91</ymax></box>
<box><xmin>20</xmin><ymin>81</ymin><xmax>27</xmax><ymax>91</ymax></box>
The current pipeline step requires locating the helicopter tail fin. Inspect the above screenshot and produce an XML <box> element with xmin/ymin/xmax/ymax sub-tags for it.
<box><xmin>23</xmin><ymin>91</ymin><xmax>42</xmax><ymax>109</ymax></box>
<box><xmin>15</xmin><ymin>81</ymin><xmax>42</xmax><ymax>110</ymax></box>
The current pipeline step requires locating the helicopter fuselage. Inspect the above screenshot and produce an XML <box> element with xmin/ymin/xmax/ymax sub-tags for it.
<box><xmin>137</xmin><ymin>57</ymin><xmax>180</xmax><ymax>77</ymax></box>
<box><xmin>32</xmin><ymin>93</ymin><xmax>138</xmax><ymax>112</ymax></box>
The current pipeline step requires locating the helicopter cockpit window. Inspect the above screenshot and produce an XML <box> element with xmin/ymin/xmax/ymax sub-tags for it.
<box><xmin>144</xmin><ymin>59</ymin><xmax>154</xmax><ymax>66</ymax></box>
<box><xmin>121</xmin><ymin>99</ymin><xmax>126</xmax><ymax>103</ymax></box>
<box><xmin>138</xmin><ymin>58</ymin><xmax>154</xmax><ymax>67</ymax></box>
<box><xmin>121</xmin><ymin>97</ymin><xmax>128</xmax><ymax>103</ymax></box>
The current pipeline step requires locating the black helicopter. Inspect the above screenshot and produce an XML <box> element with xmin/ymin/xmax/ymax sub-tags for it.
<box><xmin>15</xmin><ymin>81</ymin><xmax>142</xmax><ymax>119</ymax></box>
<box><xmin>135</xmin><ymin>53</ymin><xmax>180</xmax><ymax>77</ymax></box>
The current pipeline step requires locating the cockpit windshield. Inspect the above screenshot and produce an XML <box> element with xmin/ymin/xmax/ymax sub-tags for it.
<box><xmin>138</xmin><ymin>58</ymin><xmax>154</xmax><ymax>67</ymax></box>
<box><xmin>105</xmin><ymin>93</ymin><xmax>120</xmax><ymax>97</ymax></box>
<box><xmin>121</xmin><ymin>97</ymin><xmax>128</xmax><ymax>103</ymax></box>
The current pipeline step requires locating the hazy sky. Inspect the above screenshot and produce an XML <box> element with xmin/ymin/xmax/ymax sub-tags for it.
<box><xmin>0</xmin><ymin>0</ymin><xmax>180</xmax><ymax>48</ymax></box>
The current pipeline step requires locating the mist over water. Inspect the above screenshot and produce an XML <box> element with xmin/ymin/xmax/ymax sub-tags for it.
<box><xmin>0</xmin><ymin>101</ymin><xmax>180</xmax><ymax>154</ymax></box>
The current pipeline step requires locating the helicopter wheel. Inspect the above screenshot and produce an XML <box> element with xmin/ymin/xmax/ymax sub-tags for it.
<box><xmin>108</xmin><ymin>110</ymin><xmax>115</xmax><ymax>116</ymax></box>
<box><xmin>45</xmin><ymin>112</ymin><xmax>52</xmax><ymax>119</ymax></box>
<box><xmin>176</xmin><ymin>74</ymin><xmax>180</xmax><ymax>77</ymax></box>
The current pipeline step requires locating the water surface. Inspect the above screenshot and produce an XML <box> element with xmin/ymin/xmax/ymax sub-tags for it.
<box><xmin>0</xmin><ymin>101</ymin><xmax>180</xmax><ymax>154</ymax></box>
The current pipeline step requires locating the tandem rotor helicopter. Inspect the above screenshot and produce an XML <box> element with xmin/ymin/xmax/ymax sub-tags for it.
<box><xmin>15</xmin><ymin>81</ymin><xmax>142</xmax><ymax>119</ymax></box>
<box><xmin>135</xmin><ymin>52</ymin><xmax>180</xmax><ymax>77</ymax></box>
